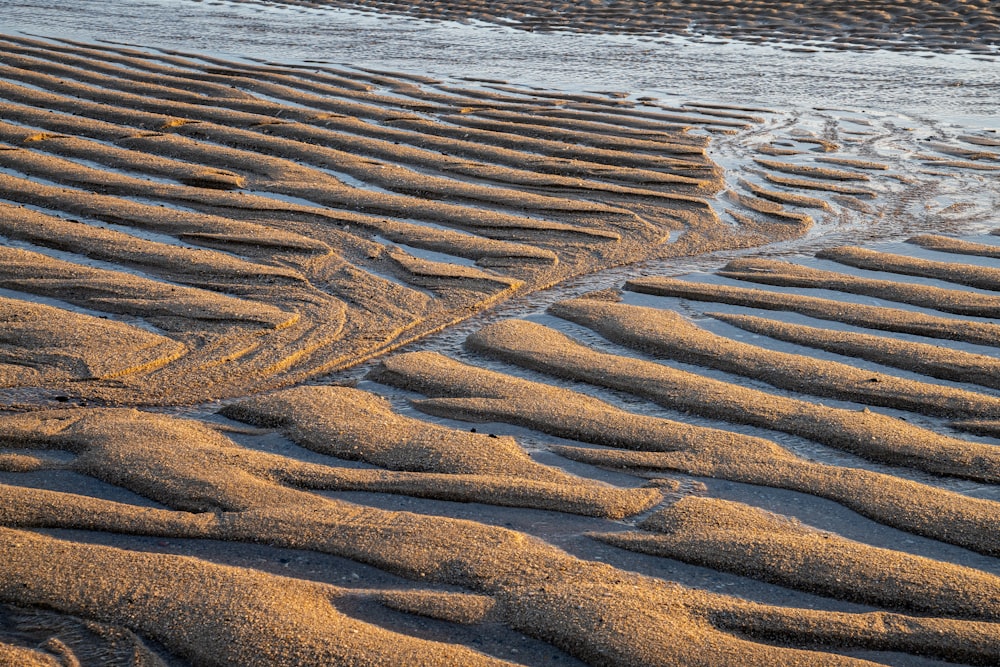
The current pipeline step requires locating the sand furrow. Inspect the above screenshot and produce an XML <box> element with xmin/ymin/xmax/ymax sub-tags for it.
<box><xmin>219</xmin><ymin>385</ymin><xmax>663</xmax><ymax>518</ymax></box>
<box><xmin>0</xmin><ymin>297</ymin><xmax>186</xmax><ymax>385</ymax></box>
<box><xmin>554</xmin><ymin>102</ymin><xmax>751</xmax><ymax>130</ymax></box>
<box><xmin>0</xmin><ymin>203</ymin><xmax>305</xmax><ymax>292</ymax></box>
<box><xmin>0</xmin><ymin>51</ymin><xmax>716</xmax><ymax>196</ymax></box>
<box><xmin>4</xmin><ymin>131</ymin><xmax>618</xmax><ymax>244</ymax></box>
<box><xmin>549</xmin><ymin>297</ymin><xmax>1000</xmax><ymax>417</ymax></box>
<box><xmin>593</xmin><ymin>496</ymin><xmax>1000</xmax><ymax>619</ymax></box>
<box><xmin>625</xmin><ymin>277</ymin><xmax>1000</xmax><ymax>347</ymax></box>
<box><xmin>0</xmin><ymin>57</ymin><xmax>696</xmax><ymax>245</ymax></box>
<box><xmin>0</xmin><ymin>174</ymin><xmax>332</xmax><ymax>258</ymax></box>
<box><xmin>2</xmin><ymin>29</ymin><xmax>998</xmax><ymax>666</ymax></box>
<box><xmin>3</xmin><ymin>407</ymin><xmax>995</xmax><ymax>665</ymax></box>
<box><xmin>283</xmin><ymin>114</ymin><xmax>710</xmax><ymax>197</ymax></box>
<box><xmin>0</xmin><ymin>528</ymin><xmax>518</xmax><ymax>667</ymax></box>
<box><xmin>466</xmin><ymin>319</ymin><xmax>1000</xmax><ymax>482</ymax></box>
<box><xmin>0</xmin><ymin>246</ymin><xmax>296</xmax><ymax>330</ymax></box>
<box><xmin>818</xmin><ymin>245</ymin><xmax>1000</xmax><ymax>292</ymax></box>
<box><xmin>0</xmin><ymin>117</ymin><xmax>247</xmax><ymax>190</ymax></box>
<box><xmin>382</xmin><ymin>117</ymin><xmax>713</xmax><ymax>189</ymax></box>
<box><xmin>0</xmin><ymin>35</ymin><xmax>754</xmax><ymax>404</ymax></box>
<box><xmin>720</xmin><ymin>257</ymin><xmax>1000</xmax><ymax>318</ymax></box>
<box><xmin>711</xmin><ymin>312</ymin><xmax>1000</xmax><ymax>390</ymax></box>
<box><xmin>436</xmin><ymin>113</ymin><xmax>717</xmax><ymax>172</ymax></box>
<box><xmin>370</xmin><ymin>351</ymin><xmax>1000</xmax><ymax>556</ymax></box>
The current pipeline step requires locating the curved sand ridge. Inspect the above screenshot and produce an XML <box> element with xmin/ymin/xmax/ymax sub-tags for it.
<box><xmin>243</xmin><ymin>0</ymin><xmax>1000</xmax><ymax>53</ymax></box>
<box><xmin>594</xmin><ymin>496</ymin><xmax>1000</xmax><ymax>620</ymax></box>
<box><xmin>0</xmin><ymin>32</ymin><xmax>764</xmax><ymax>404</ymax></box>
<box><xmin>360</xmin><ymin>234</ymin><xmax>1000</xmax><ymax>664</ymax></box>
<box><xmin>0</xmin><ymin>33</ymin><xmax>989</xmax><ymax>405</ymax></box>
<box><xmin>2</xmin><ymin>407</ymin><xmax>1000</xmax><ymax>665</ymax></box>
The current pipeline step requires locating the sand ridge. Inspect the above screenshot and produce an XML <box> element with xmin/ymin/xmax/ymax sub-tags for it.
<box><xmin>355</xmin><ymin>232</ymin><xmax>1000</xmax><ymax>663</ymax></box>
<box><xmin>465</xmin><ymin>318</ymin><xmax>1000</xmax><ymax>481</ymax></box>
<box><xmin>548</xmin><ymin>296</ymin><xmax>1000</xmax><ymax>419</ymax></box>
<box><xmin>594</xmin><ymin>495</ymin><xmax>1000</xmax><ymax>620</ymax></box>
<box><xmin>370</xmin><ymin>351</ymin><xmax>1000</xmax><ymax>557</ymax></box>
<box><xmin>2</xmin><ymin>406</ymin><xmax>998</xmax><ymax>666</ymax></box>
<box><xmin>0</xmin><ymin>32</ymin><xmax>793</xmax><ymax>406</ymax></box>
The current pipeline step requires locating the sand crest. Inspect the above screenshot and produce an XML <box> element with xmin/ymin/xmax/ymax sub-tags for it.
<box><xmin>370</xmin><ymin>351</ymin><xmax>1000</xmax><ymax>557</ymax></box>
<box><xmin>466</xmin><ymin>318</ymin><xmax>1000</xmax><ymax>481</ymax></box>
<box><xmin>0</xmin><ymin>33</ymin><xmax>757</xmax><ymax>405</ymax></box>
<box><xmin>4</xmin><ymin>407</ymin><xmax>978</xmax><ymax>666</ymax></box>
<box><xmin>594</xmin><ymin>496</ymin><xmax>1000</xmax><ymax>619</ymax></box>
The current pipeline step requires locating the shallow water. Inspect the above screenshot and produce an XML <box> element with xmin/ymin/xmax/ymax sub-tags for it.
<box><xmin>0</xmin><ymin>0</ymin><xmax>997</xmax><ymax>123</ymax></box>
<box><xmin>4</xmin><ymin>0</ymin><xmax>996</xmax><ymax>251</ymax></box>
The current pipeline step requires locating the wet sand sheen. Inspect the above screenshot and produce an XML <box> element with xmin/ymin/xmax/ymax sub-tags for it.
<box><xmin>232</xmin><ymin>0</ymin><xmax>1000</xmax><ymax>54</ymax></box>
<box><xmin>0</xmin><ymin>25</ymin><xmax>998</xmax><ymax>667</ymax></box>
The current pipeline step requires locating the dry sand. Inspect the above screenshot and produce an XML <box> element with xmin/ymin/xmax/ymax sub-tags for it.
<box><xmin>0</xmin><ymin>24</ymin><xmax>999</xmax><ymax>667</ymax></box>
<box><xmin>594</xmin><ymin>495</ymin><xmax>1000</xmax><ymax>619</ymax></box>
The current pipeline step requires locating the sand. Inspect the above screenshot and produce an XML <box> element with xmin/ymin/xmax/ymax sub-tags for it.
<box><xmin>370</xmin><ymin>350</ymin><xmax>1000</xmax><ymax>556</ymax></box>
<box><xmin>626</xmin><ymin>275</ymin><xmax>1000</xmax><ymax>346</ymax></box>
<box><xmin>0</xmin><ymin>31</ymin><xmax>760</xmax><ymax>405</ymax></box>
<box><xmin>548</xmin><ymin>296</ymin><xmax>1000</xmax><ymax>419</ymax></box>
<box><xmin>4</xmin><ymin>407</ymin><xmax>1000</xmax><ymax>666</ymax></box>
<box><xmin>464</xmin><ymin>317</ymin><xmax>1000</xmax><ymax>481</ymax></box>
<box><xmin>594</xmin><ymin>496</ymin><xmax>1000</xmax><ymax>619</ymax></box>
<box><xmin>0</xmin><ymin>20</ymin><xmax>999</xmax><ymax>667</ymax></box>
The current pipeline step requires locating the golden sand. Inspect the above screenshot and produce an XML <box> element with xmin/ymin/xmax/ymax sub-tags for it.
<box><xmin>372</xmin><ymin>350</ymin><xmax>1000</xmax><ymax>553</ymax></box>
<box><xmin>711</xmin><ymin>311</ymin><xmax>1000</xmax><ymax>390</ymax></box>
<box><xmin>627</xmin><ymin>275</ymin><xmax>1000</xmax><ymax>346</ymax></box>
<box><xmin>595</xmin><ymin>496</ymin><xmax>1000</xmax><ymax>619</ymax></box>
<box><xmin>549</xmin><ymin>296</ymin><xmax>1000</xmax><ymax>418</ymax></box>
<box><xmin>5</xmin><ymin>407</ymin><xmax>975</xmax><ymax>666</ymax></box>
<box><xmin>720</xmin><ymin>256</ymin><xmax>1000</xmax><ymax>318</ymax></box>
<box><xmin>0</xmin><ymin>32</ymin><xmax>760</xmax><ymax>405</ymax></box>
<box><xmin>1</xmin><ymin>28</ymin><xmax>999</xmax><ymax>667</ymax></box>
<box><xmin>818</xmin><ymin>245</ymin><xmax>1000</xmax><ymax>292</ymax></box>
<box><xmin>465</xmin><ymin>317</ymin><xmax>1000</xmax><ymax>481</ymax></box>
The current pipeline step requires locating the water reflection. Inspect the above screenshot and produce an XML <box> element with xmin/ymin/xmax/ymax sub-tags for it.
<box><xmin>0</xmin><ymin>0</ymin><xmax>997</xmax><ymax>125</ymax></box>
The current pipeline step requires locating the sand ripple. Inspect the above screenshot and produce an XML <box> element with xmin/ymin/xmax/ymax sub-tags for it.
<box><xmin>2</xmin><ymin>31</ymin><xmax>999</xmax><ymax>667</ymax></box>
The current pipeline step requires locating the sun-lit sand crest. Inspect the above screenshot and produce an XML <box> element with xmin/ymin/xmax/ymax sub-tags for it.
<box><xmin>0</xmin><ymin>13</ymin><xmax>998</xmax><ymax>667</ymax></box>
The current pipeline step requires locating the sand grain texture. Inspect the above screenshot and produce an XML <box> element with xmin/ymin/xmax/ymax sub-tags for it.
<box><xmin>4</xmin><ymin>407</ymin><xmax>979</xmax><ymax>667</ymax></box>
<box><xmin>370</xmin><ymin>351</ymin><xmax>1000</xmax><ymax>557</ymax></box>
<box><xmin>466</xmin><ymin>318</ymin><xmax>1000</xmax><ymax>482</ymax></box>
<box><xmin>594</xmin><ymin>496</ymin><xmax>1000</xmax><ymax>620</ymax></box>
<box><xmin>0</xmin><ymin>33</ymin><xmax>751</xmax><ymax>405</ymax></box>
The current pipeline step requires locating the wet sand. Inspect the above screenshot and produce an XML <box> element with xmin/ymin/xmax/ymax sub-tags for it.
<box><xmin>234</xmin><ymin>0</ymin><xmax>1000</xmax><ymax>54</ymax></box>
<box><xmin>0</xmin><ymin>17</ymin><xmax>999</xmax><ymax>667</ymax></box>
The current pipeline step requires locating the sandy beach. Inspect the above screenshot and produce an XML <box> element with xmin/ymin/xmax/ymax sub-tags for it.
<box><xmin>0</xmin><ymin>2</ymin><xmax>999</xmax><ymax>665</ymax></box>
